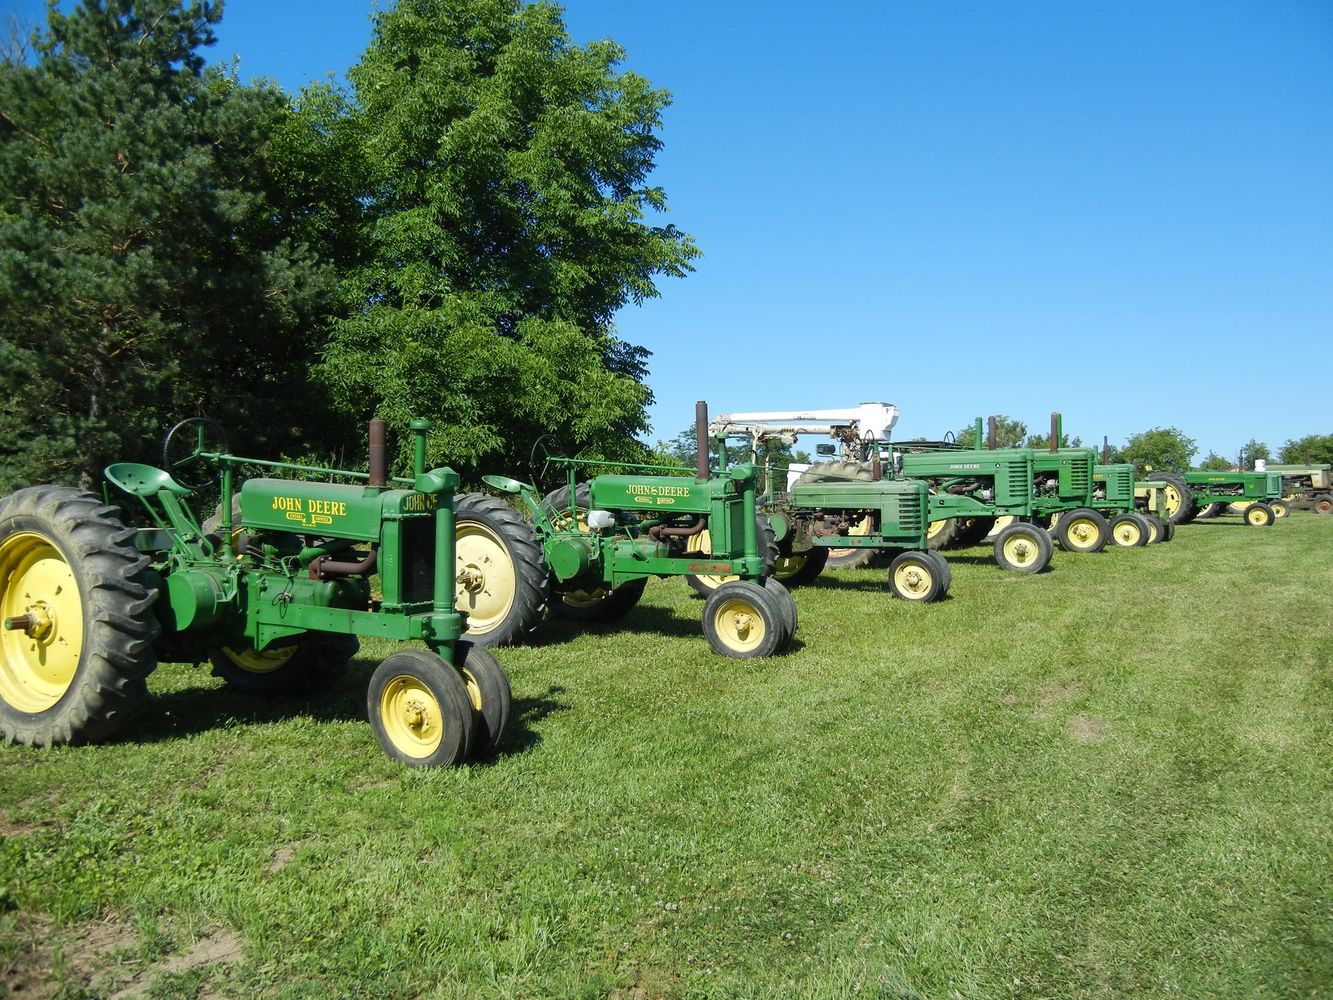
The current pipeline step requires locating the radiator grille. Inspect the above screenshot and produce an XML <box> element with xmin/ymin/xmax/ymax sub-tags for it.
<box><xmin>1069</xmin><ymin>457</ymin><xmax>1092</xmax><ymax>495</ymax></box>
<box><xmin>1106</xmin><ymin>466</ymin><xmax>1133</xmax><ymax>503</ymax></box>
<box><xmin>1004</xmin><ymin>462</ymin><xmax>1029</xmax><ymax>501</ymax></box>
<box><xmin>401</xmin><ymin>518</ymin><xmax>436</xmax><ymax>605</ymax></box>
<box><xmin>727</xmin><ymin>498</ymin><xmax>747</xmax><ymax>556</ymax></box>
<box><xmin>897</xmin><ymin>492</ymin><xmax>925</xmax><ymax>533</ymax></box>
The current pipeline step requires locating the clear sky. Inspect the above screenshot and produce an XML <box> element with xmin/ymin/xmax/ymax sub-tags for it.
<box><xmin>6</xmin><ymin>0</ymin><xmax>1332</xmax><ymax>460</ymax></box>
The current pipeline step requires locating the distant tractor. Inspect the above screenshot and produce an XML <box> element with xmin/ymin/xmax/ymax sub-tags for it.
<box><xmin>1264</xmin><ymin>464</ymin><xmax>1333</xmax><ymax>515</ymax></box>
<box><xmin>1152</xmin><ymin>470</ymin><xmax>1285</xmax><ymax>527</ymax></box>
<box><xmin>451</xmin><ymin>403</ymin><xmax>799</xmax><ymax>658</ymax></box>
<box><xmin>0</xmin><ymin>418</ymin><xmax>511</xmax><ymax>768</ymax></box>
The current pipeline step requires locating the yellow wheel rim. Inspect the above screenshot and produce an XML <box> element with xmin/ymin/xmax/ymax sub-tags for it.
<box><xmin>379</xmin><ymin>674</ymin><xmax>445</xmax><ymax>758</ymax></box>
<box><xmin>1246</xmin><ymin>507</ymin><xmax>1266</xmax><ymax>525</ymax></box>
<box><xmin>711</xmin><ymin>597</ymin><xmax>766</xmax><ymax>653</ymax></box>
<box><xmin>1162</xmin><ymin>484</ymin><xmax>1183</xmax><ymax>516</ymax></box>
<box><xmin>0</xmin><ymin>532</ymin><xmax>84</xmax><ymax>713</ymax></box>
<box><xmin>221</xmin><ymin>643</ymin><xmax>298</xmax><ymax>674</ymax></box>
<box><xmin>460</xmin><ymin>667</ymin><xmax>482</xmax><ymax>713</ymax></box>
<box><xmin>1271</xmin><ymin>502</ymin><xmax>1288</xmax><ymax>518</ymax></box>
<box><xmin>1113</xmin><ymin>520</ymin><xmax>1142</xmax><ymax>545</ymax></box>
<box><xmin>560</xmin><ymin>585</ymin><xmax>614</xmax><ymax>609</ymax></box>
<box><xmin>690</xmin><ymin>527</ymin><xmax>739</xmax><ymax>589</ymax></box>
<box><xmin>892</xmin><ymin>558</ymin><xmax>936</xmax><ymax>600</ymax></box>
<box><xmin>1064</xmin><ymin>516</ymin><xmax>1101</xmax><ymax>551</ymax></box>
<box><xmin>455</xmin><ymin>522</ymin><xmax>516</xmax><ymax>635</ymax></box>
<box><xmin>1229</xmin><ymin>500</ymin><xmax>1255</xmax><ymax>513</ymax></box>
<box><xmin>926</xmin><ymin>519</ymin><xmax>950</xmax><ymax>539</ymax></box>
<box><xmin>1001</xmin><ymin>533</ymin><xmax>1041</xmax><ymax>567</ymax></box>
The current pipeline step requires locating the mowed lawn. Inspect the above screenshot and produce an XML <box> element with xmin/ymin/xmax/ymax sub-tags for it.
<box><xmin>2</xmin><ymin>515</ymin><xmax>1330</xmax><ymax>999</ymax></box>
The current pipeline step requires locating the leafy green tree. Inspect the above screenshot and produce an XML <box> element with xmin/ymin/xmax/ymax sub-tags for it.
<box><xmin>1117</xmin><ymin>427</ymin><xmax>1197</xmax><ymax>473</ymax></box>
<box><xmin>1023</xmin><ymin>431</ymin><xmax>1083</xmax><ymax>450</ymax></box>
<box><xmin>1200</xmin><ymin>451</ymin><xmax>1233</xmax><ymax>471</ymax></box>
<box><xmin>0</xmin><ymin>0</ymin><xmax>340</xmax><ymax>491</ymax></box>
<box><xmin>1278</xmin><ymin>433</ymin><xmax>1333</xmax><ymax>465</ymax></box>
<box><xmin>954</xmin><ymin>415</ymin><xmax>1027</xmax><ymax>448</ymax></box>
<box><xmin>1240</xmin><ymin>438</ymin><xmax>1270</xmax><ymax>468</ymax></box>
<box><xmin>320</xmin><ymin>0</ymin><xmax>698</xmax><ymax>477</ymax></box>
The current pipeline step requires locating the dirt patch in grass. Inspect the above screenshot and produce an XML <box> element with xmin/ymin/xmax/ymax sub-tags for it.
<box><xmin>1069</xmin><ymin>714</ymin><xmax>1110</xmax><ymax>743</ymax></box>
<box><xmin>265</xmin><ymin>845</ymin><xmax>298</xmax><ymax>874</ymax></box>
<box><xmin>2</xmin><ymin>910</ymin><xmax>138</xmax><ymax>1000</ymax></box>
<box><xmin>1033</xmin><ymin>681</ymin><xmax>1081</xmax><ymax>720</ymax></box>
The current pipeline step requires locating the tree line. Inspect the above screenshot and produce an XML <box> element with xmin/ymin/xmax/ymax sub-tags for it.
<box><xmin>0</xmin><ymin>0</ymin><xmax>697</xmax><ymax>493</ymax></box>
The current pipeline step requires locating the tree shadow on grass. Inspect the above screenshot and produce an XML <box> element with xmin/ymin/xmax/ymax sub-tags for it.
<box><xmin>122</xmin><ymin>659</ymin><xmax>569</xmax><ymax>761</ymax></box>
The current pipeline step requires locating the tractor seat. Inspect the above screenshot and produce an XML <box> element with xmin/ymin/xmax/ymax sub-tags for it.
<box><xmin>104</xmin><ymin>463</ymin><xmax>193</xmax><ymax>498</ymax></box>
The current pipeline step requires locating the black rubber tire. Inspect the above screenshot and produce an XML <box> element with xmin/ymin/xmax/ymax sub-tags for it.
<box><xmin>773</xmin><ymin>545</ymin><xmax>829</xmax><ymax>588</ymax></box>
<box><xmin>702</xmin><ymin>580</ymin><xmax>786</xmax><ymax>658</ymax></box>
<box><xmin>1161</xmin><ymin>520</ymin><xmax>1176</xmax><ymax>543</ymax></box>
<box><xmin>454</xmin><ymin>492</ymin><xmax>550</xmax><ymax>646</ymax></box>
<box><xmin>367</xmin><ymin>648</ymin><xmax>475</xmax><ymax>767</ymax></box>
<box><xmin>1315</xmin><ymin>494</ymin><xmax>1333</xmax><ymax>516</ymax></box>
<box><xmin>796</xmin><ymin>461</ymin><xmax>880</xmax><ymax>568</ymax></box>
<box><xmin>887</xmin><ymin>551</ymin><xmax>945</xmax><ymax>601</ymax></box>
<box><xmin>454</xmin><ymin>639</ymin><xmax>511</xmax><ymax>759</ymax></box>
<box><xmin>993</xmin><ymin>522</ymin><xmax>1052</xmax><ymax>573</ymax></box>
<box><xmin>684</xmin><ymin>513</ymin><xmax>779</xmax><ymax>597</ymax></box>
<box><xmin>210</xmin><ymin>632</ymin><xmax>359</xmax><ymax>695</ymax></box>
<box><xmin>1244</xmin><ymin>503</ymin><xmax>1275</xmax><ymax>527</ymax></box>
<box><xmin>953</xmin><ymin>517</ymin><xmax>995</xmax><ymax>547</ymax></box>
<box><xmin>925</xmin><ymin>516</ymin><xmax>963</xmax><ymax>552</ymax></box>
<box><xmin>1269</xmin><ymin>499</ymin><xmax>1289</xmax><ymax>519</ymax></box>
<box><xmin>1055</xmin><ymin>507</ymin><xmax>1110</xmax><ymax>554</ymax></box>
<box><xmin>922</xmin><ymin>549</ymin><xmax>952</xmax><ymax>594</ymax></box>
<box><xmin>1142</xmin><ymin>513</ymin><xmax>1167</xmax><ymax>544</ymax></box>
<box><xmin>1193</xmin><ymin>502</ymin><xmax>1224</xmax><ymax>519</ymax></box>
<box><xmin>1109</xmin><ymin>512</ymin><xmax>1148</xmax><ymax>547</ymax></box>
<box><xmin>1150</xmin><ymin>473</ymin><xmax>1195</xmax><ymax>525</ymax></box>
<box><xmin>0</xmin><ymin>487</ymin><xmax>159</xmax><ymax>747</ymax></box>
<box><xmin>757</xmin><ymin>576</ymin><xmax>797</xmax><ymax>649</ymax></box>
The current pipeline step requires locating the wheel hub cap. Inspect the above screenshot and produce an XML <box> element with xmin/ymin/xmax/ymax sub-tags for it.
<box><xmin>0</xmin><ymin>532</ymin><xmax>84</xmax><ymax>713</ymax></box>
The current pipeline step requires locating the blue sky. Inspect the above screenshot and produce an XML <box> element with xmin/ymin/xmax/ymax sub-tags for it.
<box><xmin>6</xmin><ymin>1</ymin><xmax>1331</xmax><ymax>459</ymax></box>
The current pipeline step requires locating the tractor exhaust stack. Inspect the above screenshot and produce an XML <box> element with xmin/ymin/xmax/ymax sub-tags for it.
<box><xmin>1050</xmin><ymin>412</ymin><xmax>1061</xmax><ymax>453</ymax></box>
<box><xmin>988</xmin><ymin>416</ymin><xmax>998</xmax><ymax>450</ymax></box>
<box><xmin>369</xmin><ymin>418</ymin><xmax>387</xmax><ymax>488</ymax></box>
<box><xmin>695</xmin><ymin>401</ymin><xmax>710</xmax><ymax>482</ymax></box>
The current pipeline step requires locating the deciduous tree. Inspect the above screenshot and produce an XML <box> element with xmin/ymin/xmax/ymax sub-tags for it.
<box><xmin>1116</xmin><ymin>427</ymin><xmax>1197</xmax><ymax>473</ymax></box>
<box><xmin>1278</xmin><ymin>433</ymin><xmax>1333</xmax><ymax>466</ymax></box>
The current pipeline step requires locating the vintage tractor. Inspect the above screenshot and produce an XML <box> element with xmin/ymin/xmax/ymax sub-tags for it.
<box><xmin>0</xmin><ymin>418</ymin><xmax>511</xmax><ymax>768</ymax></box>
<box><xmin>702</xmin><ymin>410</ymin><xmax>948</xmax><ymax>600</ymax></box>
<box><xmin>1263</xmin><ymin>464</ymin><xmax>1333</xmax><ymax>515</ymax></box>
<box><xmin>1152</xmin><ymin>469</ymin><xmax>1285</xmax><ymax>526</ymax></box>
<box><xmin>451</xmin><ymin>403</ymin><xmax>799</xmax><ymax>657</ymax></box>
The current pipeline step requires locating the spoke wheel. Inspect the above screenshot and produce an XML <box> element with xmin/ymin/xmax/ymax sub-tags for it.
<box><xmin>0</xmin><ymin>487</ymin><xmax>158</xmax><ymax>747</ymax></box>
<box><xmin>369</xmin><ymin>648</ymin><xmax>474</xmax><ymax>767</ymax></box>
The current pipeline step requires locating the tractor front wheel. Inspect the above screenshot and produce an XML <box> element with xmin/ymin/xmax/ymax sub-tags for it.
<box><xmin>1269</xmin><ymin>499</ymin><xmax>1289</xmax><ymax>519</ymax></box>
<box><xmin>993</xmin><ymin>522</ymin><xmax>1052</xmax><ymax>573</ymax></box>
<box><xmin>1055</xmin><ymin>508</ymin><xmax>1109</xmax><ymax>554</ymax></box>
<box><xmin>368</xmin><ymin>648</ymin><xmax>475</xmax><ymax>767</ymax></box>
<box><xmin>702</xmin><ymin>581</ymin><xmax>788</xmax><ymax>658</ymax></box>
<box><xmin>0</xmin><ymin>487</ymin><xmax>159</xmax><ymax>746</ymax></box>
<box><xmin>454</xmin><ymin>493</ymin><xmax>549</xmax><ymax>646</ymax></box>
<box><xmin>454</xmin><ymin>640</ymin><xmax>511</xmax><ymax>760</ymax></box>
<box><xmin>1245</xmin><ymin>503</ymin><xmax>1275</xmax><ymax>527</ymax></box>
<box><xmin>887</xmin><ymin>551</ymin><xmax>946</xmax><ymax>602</ymax></box>
<box><xmin>1109</xmin><ymin>513</ymin><xmax>1148</xmax><ymax>547</ymax></box>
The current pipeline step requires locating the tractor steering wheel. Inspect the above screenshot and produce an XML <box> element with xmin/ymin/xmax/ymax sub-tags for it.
<box><xmin>162</xmin><ymin>417</ymin><xmax>229</xmax><ymax>491</ymax></box>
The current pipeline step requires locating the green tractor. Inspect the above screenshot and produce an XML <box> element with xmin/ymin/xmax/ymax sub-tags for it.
<box><xmin>451</xmin><ymin>403</ymin><xmax>799</xmax><ymax>658</ymax></box>
<box><xmin>1152</xmin><ymin>469</ymin><xmax>1285</xmax><ymax>527</ymax></box>
<box><xmin>0</xmin><ymin>418</ymin><xmax>510</xmax><ymax>767</ymax></box>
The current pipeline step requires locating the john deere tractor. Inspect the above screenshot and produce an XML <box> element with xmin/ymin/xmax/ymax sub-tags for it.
<box><xmin>1151</xmin><ymin>469</ymin><xmax>1285</xmax><ymax>526</ymax></box>
<box><xmin>451</xmin><ymin>403</ymin><xmax>799</xmax><ymax>658</ymax></box>
<box><xmin>0</xmin><ymin>418</ymin><xmax>510</xmax><ymax>768</ymax></box>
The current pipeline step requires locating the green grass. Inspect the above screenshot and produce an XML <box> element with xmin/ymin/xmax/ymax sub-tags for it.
<box><xmin>3</xmin><ymin>516</ymin><xmax>1331</xmax><ymax>999</ymax></box>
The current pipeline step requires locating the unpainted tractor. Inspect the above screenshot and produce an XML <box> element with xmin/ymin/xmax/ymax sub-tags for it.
<box><xmin>0</xmin><ymin>418</ymin><xmax>510</xmax><ymax>768</ymax></box>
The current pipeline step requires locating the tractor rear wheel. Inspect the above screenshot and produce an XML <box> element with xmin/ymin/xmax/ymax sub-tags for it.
<box><xmin>1244</xmin><ymin>503</ymin><xmax>1275</xmax><ymax>527</ymax></box>
<box><xmin>683</xmin><ymin>514</ymin><xmax>779</xmax><ymax>597</ymax></box>
<box><xmin>210</xmin><ymin>632</ymin><xmax>358</xmax><ymax>695</ymax></box>
<box><xmin>1315</xmin><ymin>494</ymin><xmax>1333</xmax><ymax>516</ymax></box>
<box><xmin>796</xmin><ymin>461</ymin><xmax>881</xmax><ymax>568</ymax></box>
<box><xmin>0</xmin><ymin>487</ymin><xmax>159</xmax><ymax>747</ymax></box>
<box><xmin>1109</xmin><ymin>513</ymin><xmax>1148</xmax><ymax>547</ymax></box>
<box><xmin>774</xmin><ymin>545</ymin><xmax>828</xmax><ymax>587</ymax></box>
<box><xmin>887</xmin><ymin>551</ymin><xmax>945</xmax><ymax>602</ymax></box>
<box><xmin>454</xmin><ymin>640</ymin><xmax>511</xmax><ymax>760</ymax></box>
<box><xmin>993</xmin><ymin>521</ymin><xmax>1052</xmax><ymax>573</ymax></box>
<box><xmin>702</xmin><ymin>581</ymin><xmax>787</xmax><ymax>658</ymax></box>
<box><xmin>454</xmin><ymin>492</ymin><xmax>549</xmax><ymax>646</ymax></box>
<box><xmin>1154</xmin><ymin>474</ymin><xmax>1195</xmax><ymax>525</ymax></box>
<box><xmin>1055</xmin><ymin>508</ymin><xmax>1109</xmax><ymax>553</ymax></box>
<box><xmin>368</xmin><ymin>648</ymin><xmax>475</xmax><ymax>767</ymax></box>
<box><xmin>1194</xmin><ymin>502</ymin><xmax>1224</xmax><ymax>519</ymax></box>
<box><xmin>953</xmin><ymin>517</ymin><xmax>995</xmax><ymax>547</ymax></box>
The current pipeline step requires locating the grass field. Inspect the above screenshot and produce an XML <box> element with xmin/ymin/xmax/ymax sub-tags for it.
<box><xmin>2</xmin><ymin>514</ymin><xmax>1330</xmax><ymax>999</ymax></box>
